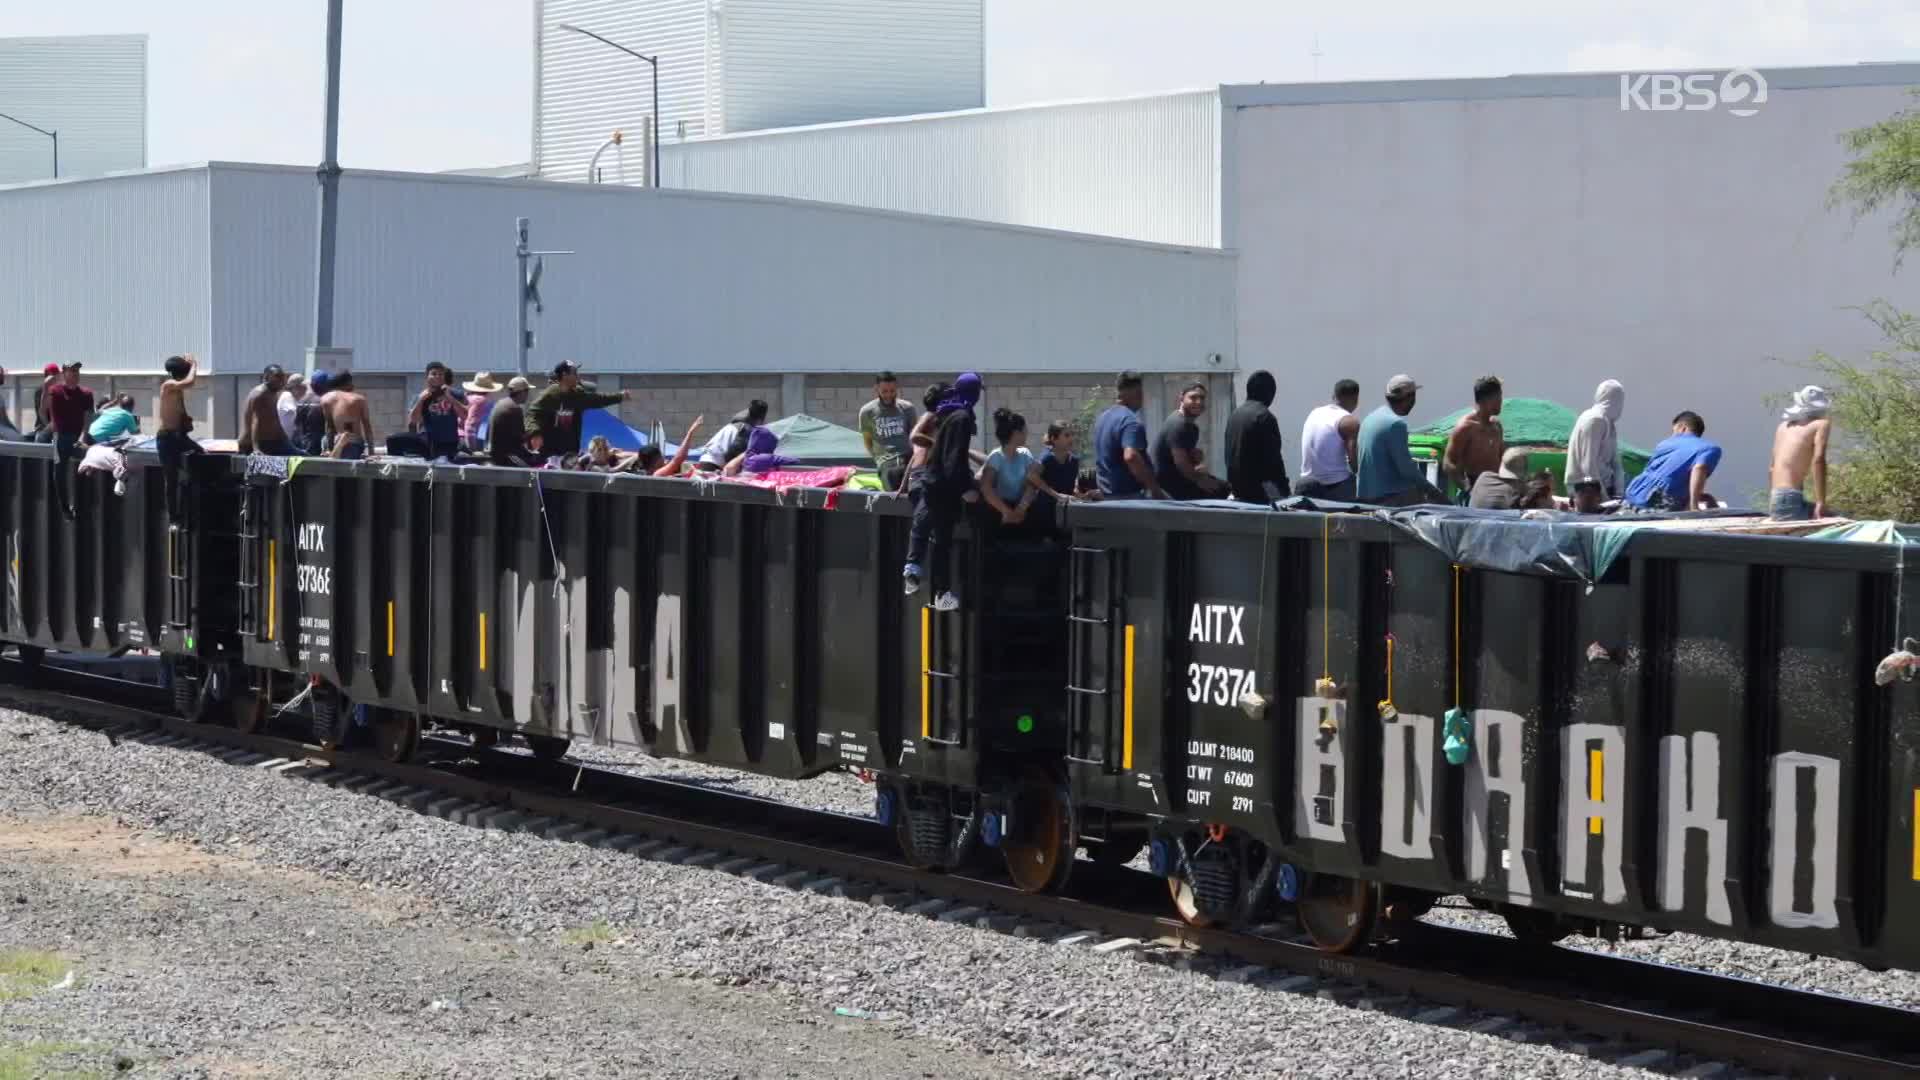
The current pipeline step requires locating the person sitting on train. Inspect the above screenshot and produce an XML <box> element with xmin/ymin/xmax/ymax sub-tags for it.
<box><xmin>724</xmin><ymin>425</ymin><xmax>799</xmax><ymax>476</ymax></box>
<box><xmin>903</xmin><ymin>372</ymin><xmax>983</xmax><ymax>610</ymax></box>
<box><xmin>577</xmin><ymin>435</ymin><xmax>637</xmax><ymax>472</ymax></box>
<box><xmin>83</xmin><ymin>394</ymin><xmax>140</xmax><ymax>448</ymax></box>
<box><xmin>321</xmin><ymin>371</ymin><xmax>378</xmax><ymax>461</ymax></box>
<box><xmin>697</xmin><ymin>399</ymin><xmax>768</xmax><ymax>473</ymax></box>
<box><xmin>1569</xmin><ymin>477</ymin><xmax>1609</xmax><ymax>515</ymax></box>
<box><xmin>1468</xmin><ymin>447</ymin><xmax>1535</xmax><ymax>510</ymax></box>
<box><xmin>0</xmin><ymin>367</ymin><xmax>20</xmax><ymax>442</ymax></box>
<box><xmin>1032</xmin><ymin>419</ymin><xmax>1081</xmax><ymax>526</ymax></box>
<box><xmin>485</xmin><ymin>377</ymin><xmax>537</xmax><ymax>468</ymax></box>
<box><xmin>1625</xmin><ymin>411</ymin><xmax>1722</xmax><ymax>512</ymax></box>
<box><xmin>633</xmin><ymin>416</ymin><xmax>703</xmax><ymax>477</ymax></box>
<box><xmin>980</xmin><ymin>408</ymin><xmax>1073</xmax><ymax>534</ymax></box>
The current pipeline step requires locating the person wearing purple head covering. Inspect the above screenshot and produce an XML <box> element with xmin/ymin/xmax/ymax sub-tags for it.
<box><xmin>724</xmin><ymin>425</ymin><xmax>799</xmax><ymax>476</ymax></box>
<box><xmin>904</xmin><ymin>372</ymin><xmax>985</xmax><ymax>610</ymax></box>
<box><xmin>935</xmin><ymin>372</ymin><xmax>982</xmax><ymax>416</ymax></box>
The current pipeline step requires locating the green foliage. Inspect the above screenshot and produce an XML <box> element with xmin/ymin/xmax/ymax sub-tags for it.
<box><xmin>1831</xmin><ymin>89</ymin><xmax>1920</xmax><ymax>267</ymax></box>
<box><xmin>0</xmin><ymin>949</ymin><xmax>68</xmax><ymax>1002</ymax></box>
<box><xmin>1070</xmin><ymin>386</ymin><xmax>1109</xmax><ymax>453</ymax></box>
<box><xmin>1794</xmin><ymin>302</ymin><xmax>1920</xmax><ymax>521</ymax></box>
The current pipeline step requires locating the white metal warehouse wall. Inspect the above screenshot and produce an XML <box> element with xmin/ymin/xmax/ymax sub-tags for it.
<box><xmin>534</xmin><ymin>0</ymin><xmax>983</xmax><ymax>183</ymax></box>
<box><xmin>661</xmin><ymin>90</ymin><xmax>1222</xmax><ymax>247</ymax></box>
<box><xmin>0</xmin><ymin>168</ymin><xmax>209</xmax><ymax>372</ymax></box>
<box><xmin>535</xmin><ymin>0</ymin><xmax>716</xmax><ymax>181</ymax></box>
<box><xmin>718</xmin><ymin>0</ymin><xmax>982</xmax><ymax>134</ymax></box>
<box><xmin>0</xmin><ymin>35</ymin><xmax>146</xmax><ymax>184</ymax></box>
<box><xmin>1224</xmin><ymin>63</ymin><xmax>1920</xmax><ymax>498</ymax></box>
<box><xmin>0</xmin><ymin>163</ymin><xmax>1232</xmax><ymax>384</ymax></box>
<box><xmin>207</xmin><ymin>163</ymin><xmax>1232</xmax><ymax>377</ymax></box>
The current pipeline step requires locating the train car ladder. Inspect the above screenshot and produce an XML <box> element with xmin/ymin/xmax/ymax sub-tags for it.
<box><xmin>1065</xmin><ymin>545</ymin><xmax>1125</xmax><ymax>773</ymax></box>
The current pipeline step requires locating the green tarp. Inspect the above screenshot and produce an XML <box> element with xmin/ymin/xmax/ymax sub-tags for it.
<box><xmin>763</xmin><ymin>413</ymin><xmax>873</xmax><ymax>466</ymax></box>
<box><xmin>1807</xmin><ymin>520</ymin><xmax>1920</xmax><ymax>544</ymax></box>
<box><xmin>1406</xmin><ymin>397</ymin><xmax>1652</xmax><ymax>497</ymax></box>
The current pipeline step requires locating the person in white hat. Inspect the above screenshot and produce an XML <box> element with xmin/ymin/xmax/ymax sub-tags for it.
<box><xmin>1767</xmin><ymin>385</ymin><xmax>1833</xmax><ymax>520</ymax></box>
<box><xmin>462</xmin><ymin>371</ymin><xmax>505</xmax><ymax>453</ymax></box>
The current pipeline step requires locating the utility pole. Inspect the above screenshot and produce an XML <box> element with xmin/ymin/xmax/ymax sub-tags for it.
<box><xmin>515</xmin><ymin>218</ymin><xmax>574</xmax><ymax>376</ymax></box>
<box><xmin>307</xmin><ymin>0</ymin><xmax>351</xmax><ymax>377</ymax></box>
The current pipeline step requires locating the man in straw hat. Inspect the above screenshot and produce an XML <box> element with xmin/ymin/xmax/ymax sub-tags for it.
<box><xmin>461</xmin><ymin>371</ymin><xmax>504</xmax><ymax>453</ymax></box>
<box><xmin>1768</xmin><ymin>385</ymin><xmax>1833</xmax><ymax>521</ymax></box>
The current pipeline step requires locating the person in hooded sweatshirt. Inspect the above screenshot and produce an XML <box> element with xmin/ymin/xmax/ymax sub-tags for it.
<box><xmin>902</xmin><ymin>372</ymin><xmax>982</xmax><ymax>612</ymax></box>
<box><xmin>1224</xmin><ymin>370</ymin><xmax>1291</xmax><ymax>503</ymax></box>
<box><xmin>1565</xmin><ymin>380</ymin><xmax>1626</xmax><ymax>500</ymax></box>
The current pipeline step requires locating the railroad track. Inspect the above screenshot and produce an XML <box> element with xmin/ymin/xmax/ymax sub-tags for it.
<box><xmin>5</xmin><ymin>661</ymin><xmax>1917</xmax><ymax>1079</ymax></box>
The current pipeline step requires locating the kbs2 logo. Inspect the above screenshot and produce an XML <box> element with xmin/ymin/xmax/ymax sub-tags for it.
<box><xmin>1618</xmin><ymin>67</ymin><xmax>1768</xmax><ymax>117</ymax></box>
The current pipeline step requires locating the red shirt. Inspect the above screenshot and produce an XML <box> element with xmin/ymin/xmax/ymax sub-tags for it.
<box><xmin>44</xmin><ymin>383</ymin><xmax>95</xmax><ymax>434</ymax></box>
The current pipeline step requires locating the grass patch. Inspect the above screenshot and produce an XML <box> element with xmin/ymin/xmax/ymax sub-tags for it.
<box><xmin>563</xmin><ymin>920</ymin><xmax>615</xmax><ymax>946</ymax></box>
<box><xmin>0</xmin><ymin>950</ymin><xmax>70</xmax><ymax>1002</ymax></box>
<box><xmin>0</xmin><ymin>1040</ymin><xmax>96</xmax><ymax>1080</ymax></box>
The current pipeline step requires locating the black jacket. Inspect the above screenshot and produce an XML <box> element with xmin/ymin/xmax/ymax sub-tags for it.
<box><xmin>1224</xmin><ymin>399</ymin><xmax>1290</xmax><ymax>503</ymax></box>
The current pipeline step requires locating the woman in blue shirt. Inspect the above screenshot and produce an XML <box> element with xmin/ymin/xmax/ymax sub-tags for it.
<box><xmin>979</xmin><ymin>409</ymin><xmax>1072</xmax><ymax>533</ymax></box>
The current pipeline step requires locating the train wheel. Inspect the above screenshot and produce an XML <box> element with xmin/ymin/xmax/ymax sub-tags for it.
<box><xmin>1168</xmin><ymin>875</ymin><xmax>1217</xmax><ymax>929</ymax></box>
<box><xmin>310</xmin><ymin>684</ymin><xmax>351</xmax><ymax>750</ymax></box>
<box><xmin>369</xmin><ymin>710</ymin><xmax>420</xmax><ymax>764</ymax></box>
<box><xmin>1001</xmin><ymin>766</ymin><xmax>1076</xmax><ymax>894</ymax></box>
<box><xmin>526</xmin><ymin>734</ymin><xmax>570</xmax><ymax>762</ymax></box>
<box><xmin>468</xmin><ymin>726</ymin><xmax>501</xmax><ymax>750</ymax></box>
<box><xmin>1297</xmin><ymin>873</ymin><xmax>1378</xmax><ymax>952</ymax></box>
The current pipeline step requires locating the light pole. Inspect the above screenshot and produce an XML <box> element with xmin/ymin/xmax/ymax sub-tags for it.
<box><xmin>557</xmin><ymin>22</ymin><xmax>660</xmax><ymax>189</ymax></box>
<box><xmin>309</xmin><ymin>0</ymin><xmax>345</xmax><ymax>370</ymax></box>
<box><xmin>0</xmin><ymin>111</ymin><xmax>57</xmax><ymax>179</ymax></box>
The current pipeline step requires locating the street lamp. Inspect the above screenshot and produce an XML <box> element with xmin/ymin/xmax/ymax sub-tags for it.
<box><xmin>557</xmin><ymin>22</ymin><xmax>660</xmax><ymax>189</ymax></box>
<box><xmin>0</xmin><ymin>110</ymin><xmax>57</xmax><ymax>179</ymax></box>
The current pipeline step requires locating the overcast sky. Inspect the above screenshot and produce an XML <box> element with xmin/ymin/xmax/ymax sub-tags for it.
<box><xmin>5</xmin><ymin>1</ymin><xmax>1919</xmax><ymax>172</ymax></box>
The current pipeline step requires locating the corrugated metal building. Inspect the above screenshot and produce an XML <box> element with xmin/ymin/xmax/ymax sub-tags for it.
<box><xmin>0</xmin><ymin>34</ymin><xmax>146</xmax><ymax>184</ymax></box>
<box><xmin>662</xmin><ymin>90</ymin><xmax>1221</xmax><ymax>247</ymax></box>
<box><xmin>0</xmin><ymin>163</ymin><xmax>1234</xmax><ymax>446</ymax></box>
<box><xmin>604</xmin><ymin>62</ymin><xmax>1920</xmax><ymax>496</ymax></box>
<box><xmin>535</xmin><ymin>0</ymin><xmax>983</xmax><ymax>183</ymax></box>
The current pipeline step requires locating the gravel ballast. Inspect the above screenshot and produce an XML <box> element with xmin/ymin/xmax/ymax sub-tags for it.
<box><xmin>0</xmin><ymin>699</ymin><xmax>1718</xmax><ymax>1077</ymax></box>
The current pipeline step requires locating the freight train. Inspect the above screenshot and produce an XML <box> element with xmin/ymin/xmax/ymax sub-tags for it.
<box><xmin>3</xmin><ymin>439</ymin><xmax>1917</xmax><ymax>973</ymax></box>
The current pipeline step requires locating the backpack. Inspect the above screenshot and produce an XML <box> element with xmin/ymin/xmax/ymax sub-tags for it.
<box><xmin>924</xmin><ymin>410</ymin><xmax>976</xmax><ymax>495</ymax></box>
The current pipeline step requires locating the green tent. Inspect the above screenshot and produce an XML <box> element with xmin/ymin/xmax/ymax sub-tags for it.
<box><xmin>1407</xmin><ymin>398</ymin><xmax>1651</xmax><ymax>497</ymax></box>
<box><xmin>764</xmin><ymin>413</ymin><xmax>873</xmax><ymax>467</ymax></box>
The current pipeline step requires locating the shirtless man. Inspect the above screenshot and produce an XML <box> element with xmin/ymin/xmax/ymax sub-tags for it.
<box><xmin>240</xmin><ymin>364</ymin><xmax>292</xmax><ymax>455</ymax></box>
<box><xmin>1442</xmin><ymin>375</ymin><xmax>1505</xmax><ymax>503</ymax></box>
<box><xmin>1767</xmin><ymin>385</ymin><xmax>1833</xmax><ymax>521</ymax></box>
<box><xmin>156</xmin><ymin>354</ymin><xmax>201</xmax><ymax>522</ymax></box>
<box><xmin>321</xmin><ymin>370</ymin><xmax>377</xmax><ymax>460</ymax></box>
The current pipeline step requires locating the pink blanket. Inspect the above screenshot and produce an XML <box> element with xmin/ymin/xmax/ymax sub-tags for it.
<box><xmin>727</xmin><ymin>466</ymin><xmax>857</xmax><ymax>492</ymax></box>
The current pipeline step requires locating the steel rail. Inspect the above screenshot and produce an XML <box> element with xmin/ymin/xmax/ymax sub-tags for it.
<box><xmin>5</xmin><ymin>666</ymin><xmax>1915</xmax><ymax>1079</ymax></box>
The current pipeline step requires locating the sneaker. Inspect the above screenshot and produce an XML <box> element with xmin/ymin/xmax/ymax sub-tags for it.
<box><xmin>902</xmin><ymin>564</ymin><xmax>924</xmax><ymax>595</ymax></box>
<box><xmin>932</xmin><ymin>592</ymin><xmax>960</xmax><ymax>612</ymax></box>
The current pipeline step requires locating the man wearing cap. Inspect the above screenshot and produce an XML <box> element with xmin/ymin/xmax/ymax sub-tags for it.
<box><xmin>1767</xmin><ymin>386</ymin><xmax>1834</xmax><ymax>521</ymax></box>
<box><xmin>1355</xmin><ymin>374</ymin><xmax>1442</xmax><ymax>507</ymax></box>
<box><xmin>45</xmin><ymin>361</ymin><xmax>96</xmax><ymax>516</ymax></box>
<box><xmin>485</xmin><ymin>377</ymin><xmax>538</xmax><ymax>467</ymax></box>
<box><xmin>1468</xmin><ymin>446</ymin><xmax>1535</xmax><ymax>510</ymax></box>
<box><xmin>461</xmin><ymin>372</ymin><xmax>503</xmax><ymax>453</ymax></box>
<box><xmin>527</xmin><ymin>361</ymin><xmax>628</xmax><ymax>460</ymax></box>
